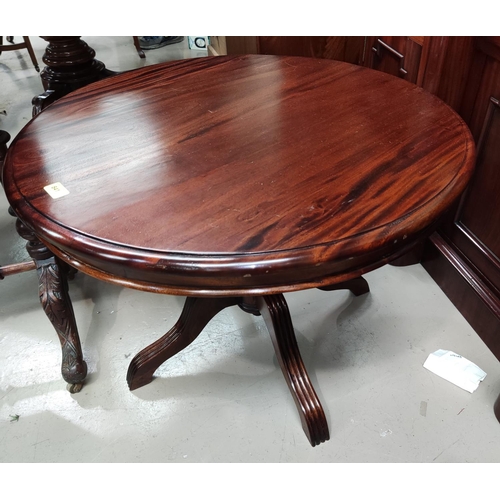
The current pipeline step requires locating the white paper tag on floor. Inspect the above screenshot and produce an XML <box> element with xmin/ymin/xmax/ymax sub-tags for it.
<box><xmin>423</xmin><ymin>349</ymin><xmax>487</xmax><ymax>393</ymax></box>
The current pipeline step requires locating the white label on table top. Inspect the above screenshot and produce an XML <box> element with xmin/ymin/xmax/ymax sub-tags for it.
<box><xmin>43</xmin><ymin>182</ymin><xmax>70</xmax><ymax>199</ymax></box>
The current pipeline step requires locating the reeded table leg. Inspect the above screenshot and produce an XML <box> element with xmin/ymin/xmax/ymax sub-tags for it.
<box><xmin>258</xmin><ymin>294</ymin><xmax>330</xmax><ymax>446</ymax></box>
<box><xmin>16</xmin><ymin>220</ymin><xmax>87</xmax><ymax>392</ymax></box>
<box><xmin>127</xmin><ymin>296</ymin><xmax>241</xmax><ymax>390</ymax></box>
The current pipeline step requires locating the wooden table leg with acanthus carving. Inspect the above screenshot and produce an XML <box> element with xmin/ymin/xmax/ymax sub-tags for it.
<box><xmin>15</xmin><ymin>219</ymin><xmax>87</xmax><ymax>393</ymax></box>
<box><xmin>5</xmin><ymin>129</ymin><xmax>84</xmax><ymax>390</ymax></box>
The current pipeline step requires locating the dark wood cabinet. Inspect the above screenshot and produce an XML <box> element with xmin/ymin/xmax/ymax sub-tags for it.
<box><xmin>360</xmin><ymin>36</ymin><xmax>500</xmax><ymax>362</ymax></box>
<box><xmin>209</xmin><ymin>36</ymin><xmax>365</xmax><ymax>65</ymax></box>
<box><xmin>208</xmin><ymin>36</ymin><xmax>500</xmax><ymax>362</ymax></box>
<box><xmin>363</xmin><ymin>36</ymin><xmax>423</xmax><ymax>84</ymax></box>
<box><xmin>422</xmin><ymin>37</ymin><xmax>500</xmax><ymax>361</ymax></box>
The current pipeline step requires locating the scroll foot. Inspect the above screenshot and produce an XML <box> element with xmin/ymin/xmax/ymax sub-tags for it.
<box><xmin>127</xmin><ymin>296</ymin><xmax>240</xmax><ymax>390</ymax></box>
<box><xmin>16</xmin><ymin>219</ymin><xmax>87</xmax><ymax>388</ymax></box>
<box><xmin>36</xmin><ymin>257</ymin><xmax>87</xmax><ymax>387</ymax></box>
<box><xmin>67</xmin><ymin>383</ymin><xmax>84</xmax><ymax>394</ymax></box>
<box><xmin>258</xmin><ymin>294</ymin><xmax>330</xmax><ymax>446</ymax></box>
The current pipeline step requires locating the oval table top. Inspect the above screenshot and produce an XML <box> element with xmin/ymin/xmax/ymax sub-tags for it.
<box><xmin>3</xmin><ymin>55</ymin><xmax>475</xmax><ymax>295</ymax></box>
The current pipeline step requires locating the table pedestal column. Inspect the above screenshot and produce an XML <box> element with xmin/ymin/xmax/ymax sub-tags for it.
<box><xmin>32</xmin><ymin>37</ymin><xmax>116</xmax><ymax>116</ymax></box>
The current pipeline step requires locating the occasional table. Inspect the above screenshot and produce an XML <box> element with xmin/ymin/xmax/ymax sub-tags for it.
<box><xmin>2</xmin><ymin>55</ymin><xmax>475</xmax><ymax>446</ymax></box>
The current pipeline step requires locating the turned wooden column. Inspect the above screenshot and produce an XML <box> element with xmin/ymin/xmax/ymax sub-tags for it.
<box><xmin>33</xmin><ymin>37</ymin><xmax>116</xmax><ymax>115</ymax></box>
<box><xmin>39</xmin><ymin>36</ymin><xmax>108</xmax><ymax>92</ymax></box>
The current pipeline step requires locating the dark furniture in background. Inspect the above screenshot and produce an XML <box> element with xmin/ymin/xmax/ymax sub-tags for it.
<box><xmin>32</xmin><ymin>36</ymin><xmax>115</xmax><ymax>116</ymax></box>
<box><xmin>214</xmin><ymin>36</ymin><xmax>500</xmax><ymax>369</ymax></box>
<box><xmin>420</xmin><ymin>38</ymin><xmax>500</xmax><ymax>369</ymax></box>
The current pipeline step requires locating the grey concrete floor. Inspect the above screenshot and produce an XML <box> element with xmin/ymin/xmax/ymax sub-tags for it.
<box><xmin>1</xmin><ymin>37</ymin><xmax>499</xmax><ymax>463</ymax></box>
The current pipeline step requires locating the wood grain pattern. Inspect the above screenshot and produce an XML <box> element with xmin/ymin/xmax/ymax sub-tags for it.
<box><xmin>422</xmin><ymin>37</ymin><xmax>475</xmax><ymax>111</ymax></box>
<box><xmin>15</xmin><ymin>219</ymin><xmax>87</xmax><ymax>389</ymax></box>
<box><xmin>257</xmin><ymin>36</ymin><xmax>365</xmax><ymax>65</ymax></box>
<box><xmin>3</xmin><ymin>55</ymin><xmax>475</xmax><ymax>297</ymax></box>
<box><xmin>422</xmin><ymin>38</ymin><xmax>500</xmax><ymax>364</ymax></box>
<box><xmin>258</xmin><ymin>294</ymin><xmax>329</xmax><ymax>446</ymax></box>
<box><xmin>364</xmin><ymin>36</ymin><xmax>423</xmax><ymax>84</ymax></box>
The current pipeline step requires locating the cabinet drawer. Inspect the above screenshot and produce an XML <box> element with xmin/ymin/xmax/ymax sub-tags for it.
<box><xmin>364</xmin><ymin>36</ymin><xmax>423</xmax><ymax>84</ymax></box>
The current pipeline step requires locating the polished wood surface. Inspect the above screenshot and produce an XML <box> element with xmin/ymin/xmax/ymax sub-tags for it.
<box><xmin>2</xmin><ymin>55</ymin><xmax>476</xmax><ymax>445</ymax></box>
<box><xmin>362</xmin><ymin>36</ymin><xmax>499</xmax><ymax>421</ymax></box>
<box><xmin>38</xmin><ymin>36</ymin><xmax>108</xmax><ymax>92</ymax></box>
<box><xmin>32</xmin><ymin>37</ymin><xmax>115</xmax><ymax>116</ymax></box>
<box><xmin>364</xmin><ymin>36</ymin><xmax>423</xmax><ymax>84</ymax></box>
<box><xmin>258</xmin><ymin>293</ymin><xmax>329</xmax><ymax>445</ymax></box>
<box><xmin>422</xmin><ymin>37</ymin><xmax>500</xmax><ymax>365</ymax></box>
<box><xmin>221</xmin><ymin>37</ymin><xmax>365</xmax><ymax>66</ymax></box>
<box><xmin>4</xmin><ymin>55</ymin><xmax>475</xmax><ymax>296</ymax></box>
<box><xmin>257</xmin><ymin>36</ymin><xmax>364</xmax><ymax>65</ymax></box>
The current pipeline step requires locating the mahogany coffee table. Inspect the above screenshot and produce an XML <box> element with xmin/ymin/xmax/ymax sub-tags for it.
<box><xmin>2</xmin><ymin>55</ymin><xmax>475</xmax><ymax>446</ymax></box>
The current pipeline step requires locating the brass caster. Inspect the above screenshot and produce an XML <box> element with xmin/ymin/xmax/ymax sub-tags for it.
<box><xmin>67</xmin><ymin>382</ymin><xmax>83</xmax><ymax>394</ymax></box>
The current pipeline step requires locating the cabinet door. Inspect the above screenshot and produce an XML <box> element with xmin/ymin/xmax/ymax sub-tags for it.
<box><xmin>441</xmin><ymin>44</ymin><xmax>500</xmax><ymax>290</ymax></box>
<box><xmin>257</xmin><ymin>36</ymin><xmax>364</xmax><ymax>65</ymax></box>
<box><xmin>364</xmin><ymin>36</ymin><xmax>423</xmax><ymax>84</ymax></box>
<box><xmin>445</xmin><ymin>96</ymin><xmax>500</xmax><ymax>291</ymax></box>
<box><xmin>422</xmin><ymin>38</ymin><xmax>500</xmax><ymax>359</ymax></box>
<box><xmin>221</xmin><ymin>36</ymin><xmax>365</xmax><ymax>65</ymax></box>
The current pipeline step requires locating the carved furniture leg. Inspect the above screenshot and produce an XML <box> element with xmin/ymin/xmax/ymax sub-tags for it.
<box><xmin>318</xmin><ymin>276</ymin><xmax>370</xmax><ymax>296</ymax></box>
<box><xmin>16</xmin><ymin>219</ymin><xmax>87</xmax><ymax>393</ymax></box>
<box><xmin>127</xmin><ymin>296</ymin><xmax>241</xmax><ymax>390</ymax></box>
<box><xmin>257</xmin><ymin>294</ymin><xmax>330</xmax><ymax>446</ymax></box>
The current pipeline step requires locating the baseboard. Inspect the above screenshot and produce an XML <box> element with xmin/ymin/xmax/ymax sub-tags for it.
<box><xmin>422</xmin><ymin>232</ymin><xmax>500</xmax><ymax>361</ymax></box>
